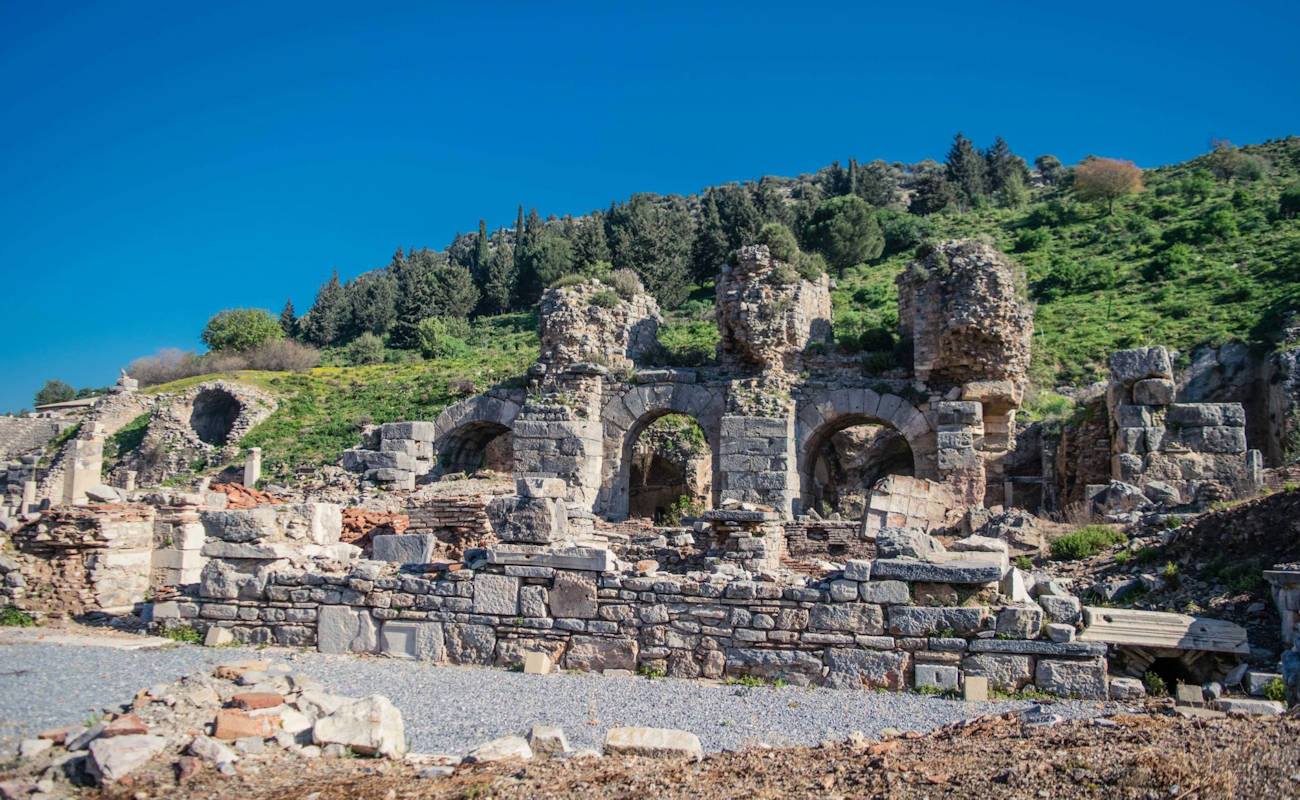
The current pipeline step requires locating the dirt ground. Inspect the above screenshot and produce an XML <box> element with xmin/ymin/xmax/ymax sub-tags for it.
<box><xmin>85</xmin><ymin>711</ymin><xmax>1300</xmax><ymax>800</ymax></box>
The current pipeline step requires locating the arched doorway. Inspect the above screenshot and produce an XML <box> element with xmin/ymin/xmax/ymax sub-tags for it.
<box><xmin>189</xmin><ymin>388</ymin><xmax>241</xmax><ymax>445</ymax></box>
<box><xmin>435</xmin><ymin>421</ymin><xmax>514</xmax><ymax>476</ymax></box>
<box><xmin>626</xmin><ymin>414</ymin><xmax>712</xmax><ymax>523</ymax></box>
<box><xmin>802</xmin><ymin>416</ymin><xmax>915</xmax><ymax>518</ymax></box>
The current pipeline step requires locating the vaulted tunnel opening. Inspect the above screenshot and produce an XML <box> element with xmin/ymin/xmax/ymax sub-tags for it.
<box><xmin>436</xmin><ymin>421</ymin><xmax>514</xmax><ymax>477</ymax></box>
<box><xmin>627</xmin><ymin>413</ymin><xmax>712</xmax><ymax>523</ymax></box>
<box><xmin>189</xmin><ymin>388</ymin><xmax>241</xmax><ymax>446</ymax></box>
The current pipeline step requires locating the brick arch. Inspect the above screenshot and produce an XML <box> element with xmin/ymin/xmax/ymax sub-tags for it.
<box><xmin>597</xmin><ymin>382</ymin><xmax>725</xmax><ymax>520</ymax></box>
<box><xmin>794</xmin><ymin>388</ymin><xmax>936</xmax><ymax>515</ymax></box>
<box><xmin>430</xmin><ymin>394</ymin><xmax>524</xmax><ymax>476</ymax></box>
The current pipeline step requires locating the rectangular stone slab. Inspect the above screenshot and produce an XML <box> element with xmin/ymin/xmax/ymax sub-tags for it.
<box><xmin>1078</xmin><ymin>607</ymin><xmax>1249</xmax><ymax>655</ymax></box>
<box><xmin>967</xmin><ymin>638</ymin><xmax>1107</xmax><ymax>657</ymax></box>
<box><xmin>870</xmin><ymin>558</ymin><xmax>1003</xmax><ymax>584</ymax></box>
<box><xmin>485</xmin><ymin>547</ymin><xmax>614</xmax><ymax>572</ymax></box>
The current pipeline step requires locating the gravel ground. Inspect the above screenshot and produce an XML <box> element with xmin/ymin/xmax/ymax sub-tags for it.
<box><xmin>0</xmin><ymin>640</ymin><xmax>1117</xmax><ymax>758</ymax></box>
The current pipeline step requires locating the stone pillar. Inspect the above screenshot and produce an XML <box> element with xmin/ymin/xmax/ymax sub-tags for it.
<box><xmin>718</xmin><ymin>414</ymin><xmax>798</xmax><ymax>516</ymax></box>
<box><xmin>1264</xmin><ymin>568</ymin><xmax>1300</xmax><ymax>647</ymax></box>
<box><xmin>62</xmin><ymin>436</ymin><xmax>104</xmax><ymax>505</ymax></box>
<box><xmin>122</xmin><ymin>471</ymin><xmax>137</xmax><ymax>492</ymax></box>
<box><xmin>21</xmin><ymin>480</ymin><xmax>36</xmax><ymax>514</ymax></box>
<box><xmin>243</xmin><ymin>447</ymin><xmax>262</xmax><ymax>487</ymax></box>
<box><xmin>933</xmin><ymin>401</ymin><xmax>986</xmax><ymax>509</ymax></box>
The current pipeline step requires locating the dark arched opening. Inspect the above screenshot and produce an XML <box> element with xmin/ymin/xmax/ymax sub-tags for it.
<box><xmin>627</xmin><ymin>414</ymin><xmax>711</xmax><ymax>523</ymax></box>
<box><xmin>190</xmin><ymin>389</ymin><xmax>241</xmax><ymax>445</ymax></box>
<box><xmin>437</xmin><ymin>421</ymin><xmax>513</xmax><ymax>476</ymax></box>
<box><xmin>804</xmin><ymin>420</ymin><xmax>914</xmax><ymax>518</ymax></box>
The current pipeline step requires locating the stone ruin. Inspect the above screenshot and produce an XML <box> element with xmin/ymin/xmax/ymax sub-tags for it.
<box><xmin>1</xmin><ymin>237</ymin><xmax>1292</xmax><ymax>707</ymax></box>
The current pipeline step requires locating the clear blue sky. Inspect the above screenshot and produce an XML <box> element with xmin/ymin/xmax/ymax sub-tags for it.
<box><xmin>2</xmin><ymin>0</ymin><xmax>1298</xmax><ymax>413</ymax></box>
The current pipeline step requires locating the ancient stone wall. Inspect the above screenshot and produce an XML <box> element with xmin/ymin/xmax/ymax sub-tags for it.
<box><xmin>716</xmin><ymin>245</ymin><xmax>833</xmax><ymax>374</ymax></box>
<box><xmin>0</xmin><ymin>417</ymin><xmax>72</xmax><ymax>461</ymax></box>
<box><xmin>155</xmin><ymin>542</ymin><xmax>1107</xmax><ymax>698</ymax></box>
<box><xmin>538</xmin><ymin>278</ymin><xmax>662</xmax><ymax>370</ymax></box>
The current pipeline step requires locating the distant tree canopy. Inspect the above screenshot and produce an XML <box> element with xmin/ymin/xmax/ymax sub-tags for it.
<box><xmin>34</xmin><ymin>379</ymin><xmax>76</xmax><ymax>406</ymax></box>
<box><xmin>280</xmin><ymin>130</ymin><xmax>1038</xmax><ymax>354</ymax></box>
<box><xmin>1073</xmin><ymin>157</ymin><xmax>1145</xmax><ymax>214</ymax></box>
<box><xmin>201</xmin><ymin>308</ymin><xmax>284</xmax><ymax>353</ymax></box>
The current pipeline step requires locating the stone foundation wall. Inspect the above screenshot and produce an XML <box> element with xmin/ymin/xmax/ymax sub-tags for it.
<box><xmin>156</xmin><ymin>551</ymin><xmax>1107</xmax><ymax>698</ymax></box>
<box><xmin>784</xmin><ymin>521</ymin><xmax>874</xmax><ymax>562</ymax></box>
<box><xmin>0</xmin><ymin>417</ymin><xmax>72</xmax><ymax>461</ymax></box>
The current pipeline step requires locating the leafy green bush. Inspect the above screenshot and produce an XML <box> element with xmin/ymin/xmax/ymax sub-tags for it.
<box><xmin>548</xmin><ymin>274</ymin><xmax>588</xmax><ymax>291</ymax></box>
<box><xmin>1143</xmin><ymin>671</ymin><xmax>1168</xmax><ymax>697</ymax></box>
<box><xmin>1263</xmin><ymin>676</ymin><xmax>1287</xmax><ymax>703</ymax></box>
<box><xmin>416</xmin><ymin>317</ymin><xmax>471</xmax><ymax>360</ymax></box>
<box><xmin>161</xmin><ymin>625</ymin><xmax>203</xmax><ymax>644</ymax></box>
<box><xmin>1201</xmin><ymin>209</ymin><xmax>1239</xmax><ymax>240</ymax></box>
<box><xmin>608</xmin><ymin>268</ymin><xmax>642</xmax><ymax>300</ymax></box>
<box><xmin>1014</xmin><ymin>228</ymin><xmax>1051</xmax><ymax>252</ymax></box>
<box><xmin>201</xmin><ymin>308</ymin><xmax>284</xmax><ymax>353</ymax></box>
<box><xmin>1145</xmin><ymin>243</ymin><xmax>1193</xmax><ymax>279</ymax></box>
<box><xmin>346</xmin><ymin>333</ymin><xmax>385</xmax><ymax>366</ymax></box>
<box><xmin>657</xmin><ymin>319</ymin><xmax>717</xmax><ymax>367</ymax></box>
<box><xmin>1050</xmin><ymin>525</ymin><xmax>1127</xmax><ymax>560</ymax></box>
<box><xmin>0</xmin><ymin>607</ymin><xmax>36</xmax><ymax>627</ymax></box>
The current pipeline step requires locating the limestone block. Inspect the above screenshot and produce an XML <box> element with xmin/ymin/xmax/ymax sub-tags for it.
<box><xmin>487</xmin><ymin>496</ymin><xmax>565</xmax><ymax>545</ymax></box>
<box><xmin>808</xmin><ymin>603</ymin><xmax>883</xmax><ymax>635</ymax></box>
<box><xmin>1211</xmin><ymin>698</ymin><xmax>1285</xmax><ymax>716</ymax></box>
<box><xmin>1034</xmin><ymin>658</ymin><xmax>1107</xmax><ymax>699</ymax></box>
<box><xmin>200</xmin><ymin>507</ymin><xmax>280</xmax><ymax>543</ymax></box>
<box><xmin>724</xmin><ymin>648</ymin><xmax>822</xmax><ymax>682</ymax></box>
<box><xmin>871</xmin><ymin>558</ymin><xmax>1002</xmax><ymax>585</ymax></box>
<box><xmin>914</xmin><ymin>663</ymin><xmax>960</xmax><ymax>692</ymax></box>
<box><xmin>317</xmin><ymin>607</ymin><xmax>379</xmax><ymax>655</ymax></box>
<box><xmin>888</xmin><ymin>606</ymin><xmax>986</xmax><ymax>637</ymax></box>
<box><xmin>517</xmin><ymin>477</ymin><xmax>567</xmax><ymax>499</ymax></box>
<box><xmin>1176</xmin><ymin>425</ymin><xmax>1247</xmax><ymax>454</ymax></box>
<box><xmin>842</xmin><ymin>559</ymin><xmax>871</xmax><ymax>581</ymax></box>
<box><xmin>549</xmin><ymin>570</ymin><xmax>597</xmax><ymax>619</ymax></box>
<box><xmin>472</xmin><ymin>573</ymin><xmax>519</xmax><ymax>616</ymax></box>
<box><xmin>443</xmin><ymin>623</ymin><xmax>496</xmax><ymax>665</ymax></box>
<box><xmin>523</xmin><ymin>652</ymin><xmax>552</xmax><ymax>675</ymax></box>
<box><xmin>875</xmin><ymin>528</ymin><xmax>945</xmax><ymax>559</ymax></box>
<box><xmin>465</xmin><ymin>735</ymin><xmax>533</xmax><ymax>763</ymax></box>
<box><xmin>824</xmin><ymin>648</ymin><xmax>909</xmax><ymax>690</ymax></box>
<box><xmin>379</xmin><ymin>621</ymin><xmax>444</xmax><ymax>661</ymax></box>
<box><xmin>527</xmin><ymin>725</ymin><xmax>571</xmax><ymax>758</ymax></box>
<box><xmin>1108</xmin><ymin>676</ymin><xmax>1146</xmax><ymax>700</ymax></box>
<box><xmin>87</xmin><ymin>734</ymin><xmax>168</xmax><ymax>783</ymax></box>
<box><xmin>1113</xmin><ymin>405</ymin><xmax>1153</xmax><ymax>428</ymax></box>
<box><xmin>1166</xmin><ymin>403</ymin><xmax>1245</xmax><ymax>428</ymax></box>
<box><xmin>372</xmin><ymin>534</ymin><xmax>439</xmax><ymax>564</ymax></box>
<box><xmin>295</xmin><ymin>503</ymin><xmax>342</xmax><ymax>545</ymax></box>
<box><xmin>1109</xmin><ymin>346</ymin><xmax>1172</xmax><ymax>384</ymax></box>
<box><xmin>963</xmin><ymin>675</ymin><xmax>988</xmax><ymax>701</ymax></box>
<box><xmin>859</xmin><ymin>580</ymin><xmax>910</xmax><ymax>604</ymax></box>
<box><xmin>312</xmin><ymin>695</ymin><xmax>406</xmax><ymax>758</ymax></box>
<box><xmin>1132</xmin><ymin>378</ymin><xmax>1175</xmax><ymax>406</ymax></box>
<box><xmin>961</xmin><ymin>654</ymin><xmax>1033</xmax><ymax>691</ymax></box>
<box><xmin>381</xmin><ymin>421</ymin><xmax>436</xmax><ymax>442</ymax></box>
<box><xmin>995</xmin><ymin>604</ymin><xmax>1043</xmax><ymax>639</ymax></box>
<box><xmin>563</xmin><ymin>635</ymin><xmax>637</xmax><ymax>672</ymax></box>
<box><xmin>604</xmin><ymin>727</ymin><xmax>702</xmax><ymax>760</ymax></box>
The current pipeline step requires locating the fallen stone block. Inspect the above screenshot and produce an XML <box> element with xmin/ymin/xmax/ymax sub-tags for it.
<box><xmin>232</xmin><ymin>692</ymin><xmax>283</xmax><ymax>710</ymax></box>
<box><xmin>312</xmin><ymin>695</ymin><xmax>406</xmax><ymax>759</ymax></box>
<box><xmin>214</xmin><ymin>709</ymin><xmax>279</xmax><ymax>740</ymax></box>
<box><xmin>18</xmin><ymin>739</ymin><xmax>52</xmax><ymax>759</ymax></box>
<box><xmin>871</xmin><ymin>558</ymin><xmax>1002</xmax><ymax>584</ymax></box>
<box><xmin>205</xmin><ymin>626</ymin><xmax>235</xmax><ymax>647</ymax></box>
<box><xmin>187</xmin><ymin>735</ymin><xmax>238</xmax><ymax>767</ymax></box>
<box><xmin>523</xmin><ymin>652</ymin><xmax>552</xmax><ymax>675</ymax></box>
<box><xmin>603</xmin><ymin>727</ymin><xmax>702</xmax><ymax>760</ymax></box>
<box><xmin>100</xmin><ymin>713</ymin><xmax>148</xmax><ymax>737</ymax></box>
<box><xmin>995</xmin><ymin>604</ymin><xmax>1043</xmax><ymax>639</ymax></box>
<box><xmin>1245</xmin><ymin>671</ymin><xmax>1283</xmax><ymax>697</ymax></box>
<box><xmin>1175</xmin><ymin>683</ymin><xmax>1205</xmax><ymax>708</ymax></box>
<box><xmin>1211</xmin><ymin>698</ymin><xmax>1286</xmax><ymax>716</ymax></box>
<box><xmin>87</xmin><ymin>734</ymin><xmax>168</xmax><ymax>783</ymax></box>
<box><xmin>526</xmin><ymin>725</ymin><xmax>571</xmax><ymax>758</ymax></box>
<box><xmin>66</xmin><ymin>722</ymin><xmax>107</xmax><ymax>751</ymax></box>
<box><xmin>1045</xmin><ymin>623</ymin><xmax>1075</xmax><ymax>643</ymax></box>
<box><xmin>465</xmin><ymin>735</ymin><xmax>533</xmax><ymax>763</ymax></box>
<box><xmin>1108</xmin><ymin>676</ymin><xmax>1146</xmax><ymax>700</ymax></box>
<box><xmin>372</xmin><ymin>533</ymin><xmax>440</xmax><ymax>564</ymax></box>
<box><xmin>1034</xmin><ymin>658</ymin><xmax>1108</xmax><ymax>699</ymax></box>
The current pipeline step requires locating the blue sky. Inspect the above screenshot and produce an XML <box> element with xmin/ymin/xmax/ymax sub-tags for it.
<box><xmin>2</xmin><ymin>0</ymin><xmax>1297</xmax><ymax>412</ymax></box>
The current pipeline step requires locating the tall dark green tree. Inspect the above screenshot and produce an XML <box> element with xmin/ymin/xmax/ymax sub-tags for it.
<box><xmin>819</xmin><ymin>160</ymin><xmax>853</xmax><ymax>196</ymax></box>
<box><xmin>512</xmin><ymin>205</ymin><xmax>526</xmax><ymax>267</ymax></box>
<box><xmin>945</xmin><ymin>132</ymin><xmax>988</xmax><ymax>206</ymax></box>
<box><xmin>519</xmin><ymin>228</ymin><xmax>576</xmax><ymax>302</ymax></box>
<box><xmin>909</xmin><ymin>173</ymin><xmax>958</xmax><ymax>215</ymax></box>
<box><xmin>753</xmin><ymin>178</ymin><xmax>792</xmax><ymax>226</ymax></box>
<box><xmin>279</xmin><ymin>299</ymin><xmax>297</xmax><ymax>339</ymax></box>
<box><xmin>428</xmin><ymin>260</ymin><xmax>480</xmax><ymax>319</ymax></box>
<box><xmin>985</xmin><ymin>136</ymin><xmax>1031</xmax><ymax>194</ymax></box>
<box><xmin>804</xmin><ymin>194</ymin><xmax>883</xmax><ymax>273</ymax></box>
<box><xmin>715</xmin><ymin>185</ymin><xmax>762</xmax><ymax>250</ymax></box>
<box><xmin>301</xmin><ymin>270</ymin><xmax>347</xmax><ymax>346</ymax></box>
<box><xmin>34</xmin><ymin>379</ymin><xmax>76</xmax><ymax>406</ymax></box>
<box><xmin>607</xmin><ymin>194</ymin><xmax>692</xmax><ymax>307</ymax></box>
<box><xmin>349</xmin><ymin>271</ymin><xmax>398</xmax><ymax>336</ymax></box>
<box><xmin>473</xmin><ymin>218</ymin><xmax>491</xmax><ymax>286</ymax></box>
<box><xmin>854</xmin><ymin>160</ymin><xmax>900</xmax><ymax>208</ymax></box>
<box><xmin>690</xmin><ymin>190</ymin><xmax>729</xmax><ymax>283</ymax></box>
<box><xmin>573</xmin><ymin>211</ymin><xmax>610</xmax><ymax>273</ymax></box>
<box><xmin>390</xmin><ymin>249</ymin><xmax>439</xmax><ymax>348</ymax></box>
<box><xmin>1035</xmin><ymin>154</ymin><xmax>1066</xmax><ymax>186</ymax></box>
<box><xmin>483</xmin><ymin>229</ymin><xmax>517</xmax><ymax>313</ymax></box>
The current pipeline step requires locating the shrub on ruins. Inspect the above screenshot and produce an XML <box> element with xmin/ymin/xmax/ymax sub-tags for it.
<box><xmin>33</xmin><ymin>379</ymin><xmax>76</xmax><ymax>406</ymax></box>
<box><xmin>1072</xmin><ymin>157</ymin><xmax>1144</xmax><ymax>214</ymax></box>
<box><xmin>417</xmin><ymin>317</ymin><xmax>471</xmax><ymax>360</ymax></box>
<box><xmin>590</xmin><ymin>288</ymin><xmax>620</xmax><ymax>308</ymax></box>
<box><xmin>347</xmin><ymin>332</ymin><xmax>386</xmax><ymax>366</ymax></box>
<box><xmin>757</xmin><ymin>222</ymin><xmax>825</xmax><ymax>281</ymax></box>
<box><xmin>128</xmin><ymin>348</ymin><xmax>206</xmax><ymax>386</ymax></box>
<box><xmin>202</xmin><ymin>308</ymin><xmax>285</xmax><ymax>353</ymax></box>
<box><xmin>607</xmin><ymin>268</ymin><xmax>643</xmax><ymax>300</ymax></box>
<box><xmin>1050</xmin><ymin>525</ymin><xmax>1127</xmax><ymax>560</ymax></box>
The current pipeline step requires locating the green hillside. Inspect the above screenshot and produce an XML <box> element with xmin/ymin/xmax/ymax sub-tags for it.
<box><xmin>141</xmin><ymin>137</ymin><xmax>1300</xmax><ymax>478</ymax></box>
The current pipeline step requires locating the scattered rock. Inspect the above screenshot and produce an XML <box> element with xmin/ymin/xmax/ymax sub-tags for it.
<box><xmin>465</xmin><ymin>735</ymin><xmax>533</xmax><ymax>763</ymax></box>
<box><xmin>603</xmin><ymin>727</ymin><xmax>703</xmax><ymax>760</ymax></box>
<box><xmin>526</xmin><ymin>725</ymin><xmax>571</xmax><ymax>759</ymax></box>
<box><xmin>86</xmin><ymin>734</ymin><xmax>168</xmax><ymax>783</ymax></box>
<box><xmin>312</xmin><ymin>695</ymin><xmax>406</xmax><ymax>759</ymax></box>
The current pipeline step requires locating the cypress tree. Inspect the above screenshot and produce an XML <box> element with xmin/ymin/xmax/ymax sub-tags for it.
<box><xmin>279</xmin><ymin>299</ymin><xmax>297</xmax><ymax>339</ymax></box>
<box><xmin>945</xmin><ymin>132</ymin><xmax>988</xmax><ymax>206</ymax></box>
<box><xmin>985</xmin><ymin>136</ymin><xmax>1030</xmax><ymax>194</ymax></box>
<box><xmin>690</xmin><ymin>190</ymin><xmax>729</xmax><ymax>283</ymax></box>
<box><xmin>754</xmin><ymin>178</ymin><xmax>792</xmax><ymax>226</ymax></box>
<box><xmin>483</xmin><ymin>228</ymin><xmax>517</xmax><ymax>313</ymax></box>
<box><xmin>301</xmin><ymin>270</ymin><xmax>346</xmax><ymax>346</ymax></box>
<box><xmin>573</xmin><ymin>211</ymin><xmax>610</xmax><ymax>273</ymax></box>
<box><xmin>473</xmin><ymin>218</ymin><xmax>490</xmax><ymax>286</ymax></box>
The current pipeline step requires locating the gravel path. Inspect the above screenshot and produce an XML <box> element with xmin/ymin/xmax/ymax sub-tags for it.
<box><xmin>0</xmin><ymin>640</ymin><xmax>1115</xmax><ymax>757</ymax></box>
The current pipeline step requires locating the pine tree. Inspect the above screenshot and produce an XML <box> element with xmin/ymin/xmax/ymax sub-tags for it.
<box><xmin>854</xmin><ymin>160</ymin><xmax>900</xmax><ymax>208</ymax></box>
<box><xmin>804</xmin><ymin>194</ymin><xmax>883</xmax><ymax>273</ymax></box>
<box><xmin>390</xmin><ymin>249</ymin><xmax>439</xmax><ymax>348</ymax></box>
<box><xmin>909</xmin><ymin>173</ymin><xmax>958</xmax><ymax>215</ymax></box>
<box><xmin>349</xmin><ymin>272</ymin><xmax>398</xmax><ymax>336</ymax></box>
<box><xmin>715</xmin><ymin>185</ymin><xmax>762</xmax><ymax>250</ymax></box>
<box><xmin>429</xmin><ymin>260</ymin><xmax>480</xmax><ymax>319</ymax></box>
<box><xmin>754</xmin><ymin>178</ymin><xmax>792</xmax><ymax>226</ymax></box>
<box><xmin>690</xmin><ymin>190</ymin><xmax>729</xmax><ymax>283</ymax></box>
<box><xmin>607</xmin><ymin>194</ymin><xmax>692</xmax><ymax>307</ymax></box>
<box><xmin>945</xmin><ymin>132</ymin><xmax>988</xmax><ymax>207</ymax></box>
<box><xmin>279</xmin><ymin>298</ymin><xmax>297</xmax><ymax>339</ymax></box>
<box><xmin>985</xmin><ymin>136</ymin><xmax>1031</xmax><ymax>194</ymax></box>
<box><xmin>301</xmin><ymin>270</ymin><xmax>346</xmax><ymax>346</ymax></box>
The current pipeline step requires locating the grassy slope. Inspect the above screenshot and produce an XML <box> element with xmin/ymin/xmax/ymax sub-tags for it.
<box><xmin>152</xmin><ymin>139</ymin><xmax>1300</xmax><ymax>475</ymax></box>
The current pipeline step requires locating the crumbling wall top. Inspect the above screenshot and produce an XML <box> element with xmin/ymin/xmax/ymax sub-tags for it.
<box><xmin>538</xmin><ymin>277</ymin><xmax>662</xmax><ymax>371</ymax></box>
<box><xmin>715</xmin><ymin>245</ymin><xmax>833</xmax><ymax>374</ymax></box>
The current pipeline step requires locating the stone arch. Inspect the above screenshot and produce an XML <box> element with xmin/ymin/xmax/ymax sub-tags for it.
<box><xmin>795</xmin><ymin>388</ymin><xmax>935</xmax><ymax>516</ymax></box>
<box><xmin>430</xmin><ymin>395</ymin><xmax>523</xmax><ymax>477</ymax></box>
<box><xmin>598</xmin><ymin>382</ymin><xmax>724</xmax><ymax>520</ymax></box>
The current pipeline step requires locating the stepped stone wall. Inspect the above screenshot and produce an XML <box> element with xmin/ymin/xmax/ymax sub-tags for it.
<box><xmin>0</xmin><ymin>417</ymin><xmax>72</xmax><ymax>461</ymax></box>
